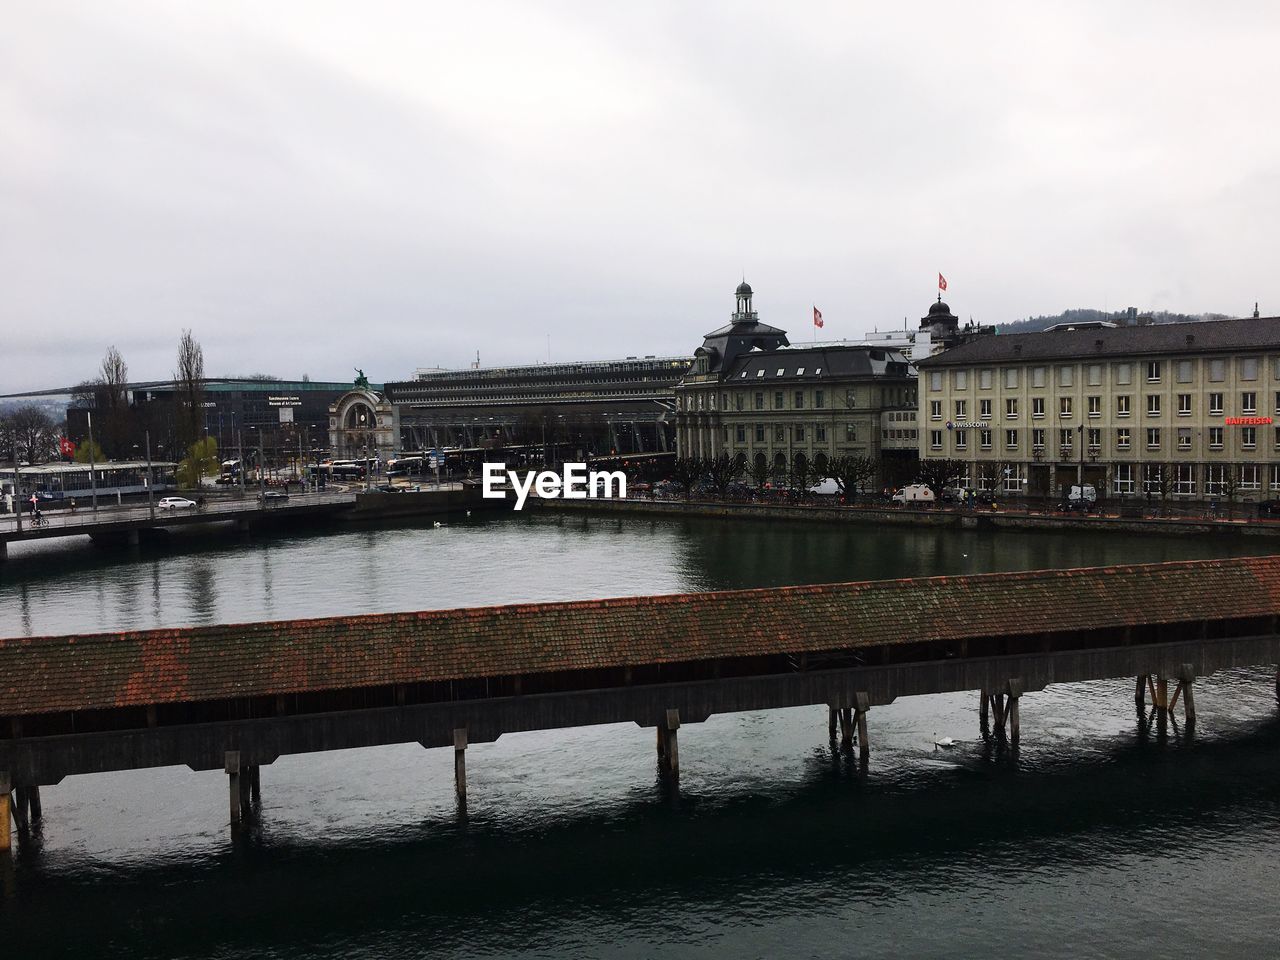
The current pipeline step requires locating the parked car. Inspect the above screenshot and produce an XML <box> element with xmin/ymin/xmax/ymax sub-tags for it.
<box><xmin>1058</xmin><ymin>484</ymin><xmax>1099</xmax><ymax>513</ymax></box>
<box><xmin>158</xmin><ymin>497</ymin><xmax>198</xmax><ymax>510</ymax></box>
<box><xmin>261</xmin><ymin>489</ymin><xmax>290</xmax><ymax>503</ymax></box>
<box><xmin>1257</xmin><ymin>500</ymin><xmax>1280</xmax><ymax>516</ymax></box>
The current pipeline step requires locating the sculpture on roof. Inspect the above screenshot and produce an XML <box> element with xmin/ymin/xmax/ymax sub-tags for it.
<box><xmin>354</xmin><ymin>368</ymin><xmax>369</xmax><ymax>390</ymax></box>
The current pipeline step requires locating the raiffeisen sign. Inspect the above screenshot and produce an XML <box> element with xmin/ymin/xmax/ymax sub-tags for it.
<box><xmin>482</xmin><ymin>463</ymin><xmax>627</xmax><ymax>511</ymax></box>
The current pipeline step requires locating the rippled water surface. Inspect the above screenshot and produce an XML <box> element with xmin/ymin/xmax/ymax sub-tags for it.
<box><xmin>2</xmin><ymin>514</ymin><xmax>1279</xmax><ymax>959</ymax></box>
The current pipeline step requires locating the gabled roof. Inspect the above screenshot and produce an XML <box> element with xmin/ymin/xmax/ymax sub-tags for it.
<box><xmin>723</xmin><ymin>345</ymin><xmax>914</xmax><ymax>383</ymax></box>
<box><xmin>3</xmin><ymin>556</ymin><xmax>1279</xmax><ymax>717</ymax></box>
<box><xmin>918</xmin><ymin>316</ymin><xmax>1280</xmax><ymax>366</ymax></box>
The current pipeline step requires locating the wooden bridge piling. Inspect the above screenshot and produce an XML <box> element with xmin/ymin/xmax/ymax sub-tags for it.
<box><xmin>0</xmin><ymin>772</ymin><xmax>10</xmax><ymax>853</ymax></box>
<box><xmin>453</xmin><ymin>728</ymin><xmax>467</xmax><ymax>801</ymax></box>
<box><xmin>225</xmin><ymin>751</ymin><xmax>243</xmax><ymax>828</ymax></box>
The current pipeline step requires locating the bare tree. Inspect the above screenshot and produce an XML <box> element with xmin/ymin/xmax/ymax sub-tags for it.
<box><xmin>829</xmin><ymin>454</ymin><xmax>877</xmax><ymax>502</ymax></box>
<box><xmin>100</xmin><ymin>346</ymin><xmax>128</xmax><ymax>408</ymax></box>
<box><xmin>2</xmin><ymin>405</ymin><xmax>58</xmax><ymax>464</ymax></box>
<box><xmin>917</xmin><ymin>458</ymin><xmax>967</xmax><ymax>495</ymax></box>
<box><xmin>748</xmin><ymin>453</ymin><xmax>772</xmax><ymax>493</ymax></box>
<box><xmin>705</xmin><ymin>452</ymin><xmax>745</xmax><ymax>499</ymax></box>
<box><xmin>174</xmin><ymin>329</ymin><xmax>206</xmax><ymax>451</ymax></box>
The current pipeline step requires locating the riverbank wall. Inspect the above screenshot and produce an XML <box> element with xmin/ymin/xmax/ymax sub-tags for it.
<box><xmin>533</xmin><ymin>496</ymin><xmax>1280</xmax><ymax>538</ymax></box>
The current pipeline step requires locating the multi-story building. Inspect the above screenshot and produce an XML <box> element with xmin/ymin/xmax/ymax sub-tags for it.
<box><xmin>384</xmin><ymin>356</ymin><xmax>690</xmax><ymax>457</ymax></box>
<box><xmin>915</xmin><ymin>315</ymin><xmax>1280</xmax><ymax>501</ymax></box>
<box><xmin>675</xmin><ymin>282</ymin><xmax>919</xmax><ymax>477</ymax></box>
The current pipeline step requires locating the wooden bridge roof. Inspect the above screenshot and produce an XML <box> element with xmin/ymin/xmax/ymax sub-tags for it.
<box><xmin>3</xmin><ymin>556</ymin><xmax>1280</xmax><ymax>717</ymax></box>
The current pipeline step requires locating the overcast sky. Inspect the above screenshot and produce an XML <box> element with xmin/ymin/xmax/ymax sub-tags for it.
<box><xmin>3</xmin><ymin>1</ymin><xmax>1278</xmax><ymax>392</ymax></box>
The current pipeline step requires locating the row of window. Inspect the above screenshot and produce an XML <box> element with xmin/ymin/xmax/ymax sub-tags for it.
<box><xmin>943</xmin><ymin>464</ymin><xmax>1280</xmax><ymax>495</ymax></box>
<box><xmin>930</xmin><ymin>425</ymin><xmax>1273</xmax><ymax>452</ymax></box>
<box><xmin>928</xmin><ymin>357</ymin><xmax>1274</xmax><ymax>392</ymax></box>
<box><xmin>680</xmin><ymin>386</ymin><xmax>918</xmax><ymax>413</ymax></box>
<box><xmin>713</xmin><ymin>423</ymin><xmax>912</xmax><ymax>444</ymax></box>
<box><xmin>930</xmin><ymin>391</ymin><xmax>1270</xmax><ymax>420</ymax></box>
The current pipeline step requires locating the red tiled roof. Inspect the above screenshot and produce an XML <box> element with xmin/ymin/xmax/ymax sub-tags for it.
<box><xmin>2</xmin><ymin>556</ymin><xmax>1279</xmax><ymax>717</ymax></box>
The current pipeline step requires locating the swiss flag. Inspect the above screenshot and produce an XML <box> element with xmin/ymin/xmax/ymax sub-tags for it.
<box><xmin>58</xmin><ymin>437</ymin><xmax>75</xmax><ymax>458</ymax></box>
<box><xmin>938</xmin><ymin>273</ymin><xmax>948</xmax><ymax>292</ymax></box>
<box><xmin>813</xmin><ymin>306</ymin><xmax>824</xmax><ymax>328</ymax></box>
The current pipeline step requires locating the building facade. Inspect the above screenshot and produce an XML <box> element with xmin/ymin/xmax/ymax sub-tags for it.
<box><xmin>675</xmin><ymin>282</ymin><xmax>919</xmax><ymax>476</ymax></box>
<box><xmin>915</xmin><ymin>316</ymin><xmax>1280</xmax><ymax>500</ymax></box>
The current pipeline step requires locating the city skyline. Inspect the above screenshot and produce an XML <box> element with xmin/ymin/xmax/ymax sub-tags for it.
<box><xmin>4</xmin><ymin>2</ymin><xmax>1279</xmax><ymax>391</ymax></box>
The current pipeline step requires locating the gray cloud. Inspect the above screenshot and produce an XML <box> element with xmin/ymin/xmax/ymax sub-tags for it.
<box><xmin>3</xmin><ymin>1</ymin><xmax>1278</xmax><ymax>393</ymax></box>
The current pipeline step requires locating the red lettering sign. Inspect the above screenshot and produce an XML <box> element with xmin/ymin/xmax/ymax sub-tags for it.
<box><xmin>1224</xmin><ymin>416</ymin><xmax>1273</xmax><ymax>425</ymax></box>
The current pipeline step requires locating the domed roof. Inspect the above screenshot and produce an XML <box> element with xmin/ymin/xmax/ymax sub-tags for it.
<box><xmin>736</xmin><ymin>280</ymin><xmax>753</xmax><ymax>297</ymax></box>
<box><xmin>928</xmin><ymin>299</ymin><xmax>953</xmax><ymax>317</ymax></box>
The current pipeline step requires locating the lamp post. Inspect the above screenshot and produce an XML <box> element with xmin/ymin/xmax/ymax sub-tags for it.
<box><xmin>1077</xmin><ymin>424</ymin><xmax>1084</xmax><ymax>486</ymax></box>
<box><xmin>144</xmin><ymin>430</ymin><xmax>155</xmax><ymax>520</ymax></box>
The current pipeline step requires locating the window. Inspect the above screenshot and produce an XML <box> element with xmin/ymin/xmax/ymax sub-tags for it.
<box><xmin>1241</xmin><ymin>465</ymin><xmax>1261</xmax><ymax>490</ymax></box>
<box><xmin>1114</xmin><ymin>464</ymin><xmax>1135</xmax><ymax>493</ymax></box>
<box><xmin>1059</xmin><ymin>397</ymin><xmax>1073</xmax><ymax>418</ymax></box>
<box><xmin>756</xmin><ymin>369</ymin><xmax>765</xmax><ymax>378</ymax></box>
<box><xmin>815</xmin><ymin>425</ymin><xmax>826</xmax><ymax>442</ymax></box>
<box><xmin>846</xmin><ymin>389</ymin><xmax>857</xmax><ymax>407</ymax></box>
<box><xmin>1032</xmin><ymin>397</ymin><xmax>1045</xmax><ymax>418</ymax></box>
<box><xmin>1209</xmin><ymin>393</ymin><xmax>1223</xmax><ymax>415</ymax></box>
<box><xmin>1143</xmin><ymin>464</ymin><xmax>1163</xmax><ymax>495</ymax></box>
<box><xmin>1005</xmin><ymin>429</ymin><xmax>1018</xmax><ymax>450</ymax></box>
<box><xmin>1242</xmin><ymin>391</ymin><xmax>1257</xmax><ymax>414</ymax></box>
<box><xmin>735</xmin><ymin>394</ymin><xmax>743</xmax><ymax>411</ymax></box>
<box><xmin>1147</xmin><ymin>361</ymin><xmax>1161</xmax><ymax>382</ymax></box>
<box><xmin>1059</xmin><ymin>428</ymin><xmax>1074</xmax><ymax>450</ymax></box>
<box><xmin>1241</xmin><ymin>357</ymin><xmax>1259</xmax><ymax>381</ymax></box>
<box><xmin>735</xmin><ymin>425</ymin><xmax>745</xmax><ymax>442</ymax></box>
<box><xmin>954</xmin><ymin>371</ymin><xmax>969</xmax><ymax>390</ymax></box>
<box><xmin>754</xmin><ymin>392</ymin><xmax>764</xmax><ymax>410</ymax></box>
<box><xmin>1031</xmin><ymin>366</ymin><xmax>1046</xmax><ymax>388</ymax></box>
<box><xmin>755</xmin><ymin>425</ymin><xmax>765</xmax><ymax>442</ymax></box>
<box><xmin>1146</xmin><ymin>427</ymin><xmax>1161</xmax><ymax>449</ymax></box>
<box><xmin>815</xmin><ymin>390</ymin><xmax>824</xmax><ymax>409</ymax></box>
<box><xmin>1116</xmin><ymin>395</ymin><xmax>1131</xmax><ymax>417</ymax></box>
<box><xmin>845</xmin><ymin>423</ymin><xmax>857</xmax><ymax>442</ymax></box>
<box><xmin>1146</xmin><ymin>394</ymin><xmax>1161</xmax><ymax>416</ymax></box>
<box><xmin>979</xmin><ymin>399</ymin><xmax>992</xmax><ymax>419</ymax></box>
<box><xmin>930</xmin><ymin>400</ymin><xmax>942</xmax><ymax>419</ymax></box>
<box><xmin>1005</xmin><ymin>398</ymin><xmax>1018</xmax><ymax>419</ymax></box>
<box><xmin>1087</xmin><ymin>364</ymin><xmax>1102</xmax><ymax>386</ymax></box>
<box><xmin>1275</xmin><ymin>392</ymin><xmax>1280</xmax><ymax>415</ymax></box>
<box><xmin>1177</xmin><ymin>394</ymin><xmax>1191</xmax><ymax>416</ymax></box>
<box><xmin>775</xmin><ymin>426</ymin><xmax>785</xmax><ymax>442</ymax></box>
<box><xmin>1209</xmin><ymin>426</ymin><xmax>1223</xmax><ymax>448</ymax></box>
<box><xmin>1242</xmin><ymin>427</ymin><xmax>1257</xmax><ymax>449</ymax></box>
<box><xmin>1176</xmin><ymin>360</ymin><xmax>1194</xmax><ymax>383</ymax></box>
<box><xmin>954</xmin><ymin>399</ymin><xmax>967</xmax><ymax>418</ymax></box>
<box><xmin>1032</xmin><ymin>428</ymin><xmax>1046</xmax><ymax>449</ymax></box>
<box><xmin>979</xmin><ymin>369</ymin><xmax>993</xmax><ymax>389</ymax></box>
<box><xmin>775</xmin><ymin>368</ymin><xmax>784</xmax><ymax>377</ymax></box>
<box><xmin>1205</xmin><ymin>465</ymin><xmax>1228</xmax><ymax>496</ymax></box>
<box><xmin>1058</xmin><ymin>365</ymin><xmax>1074</xmax><ymax>387</ymax></box>
<box><xmin>1208</xmin><ymin>358</ymin><xmax>1226</xmax><ymax>382</ymax></box>
<box><xmin>1175</xmin><ymin>464</ymin><xmax>1196</xmax><ymax>497</ymax></box>
<box><xmin>1087</xmin><ymin>428</ymin><xmax>1101</xmax><ymax>449</ymax></box>
<box><xmin>955</xmin><ymin>429</ymin><xmax>968</xmax><ymax>450</ymax></box>
<box><xmin>774</xmin><ymin>391</ymin><xmax>784</xmax><ymax>410</ymax></box>
<box><xmin>1177</xmin><ymin>427</ymin><xmax>1192</xmax><ymax>450</ymax></box>
<box><xmin>796</xmin><ymin>367</ymin><xmax>805</xmax><ymax>376</ymax></box>
<box><xmin>1003</xmin><ymin>465</ymin><xmax>1023</xmax><ymax>493</ymax></box>
<box><xmin>980</xmin><ymin>429</ymin><xmax>993</xmax><ymax>449</ymax></box>
<box><xmin>929</xmin><ymin>372</ymin><xmax>942</xmax><ymax>391</ymax></box>
<box><xmin>1004</xmin><ymin>368</ymin><xmax>1019</xmax><ymax>388</ymax></box>
<box><xmin>1116</xmin><ymin>428</ymin><xmax>1131</xmax><ymax>450</ymax></box>
<box><xmin>1115</xmin><ymin>363</ymin><xmax>1132</xmax><ymax>386</ymax></box>
<box><xmin>1272</xmin><ymin>464</ymin><xmax>1280</xmax><ymax>492</ymax></box>
<box><xmin>1088</xmin><ymin>395</ymin><xmax>1101</xmax><ymax>418</ymax></box>
<box><xmin>930</xmin><ymin>430</ymin><xmax>942</xmax><ymax>450</ymax></box>
<box><xmin>794</xmin><ymin>425</ymin><xmax>805</xmax><ymax>442</ymax></box>
<box><xmin>794</xmin><ymin>391</ymin><xmax>805</xmax><ymax>410</ymax></box>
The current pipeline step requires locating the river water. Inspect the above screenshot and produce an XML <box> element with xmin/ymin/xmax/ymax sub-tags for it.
<box><xmin>2</xmin><ymin>514</ymin><xmax>1280</xmax><ymax>959</ymax></box>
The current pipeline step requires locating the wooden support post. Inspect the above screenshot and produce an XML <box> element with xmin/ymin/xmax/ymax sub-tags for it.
<box><xmin>249</xmin><ymin>766</ymin><xmax>261</xmax><ymax>804</ymax></box>
<box><xmin>12</xmin><ymin>788</ymin><xmax>29</xmax><ymax>833</ymax></box>
<box><xmin>1179</xmin><ymin>664</ymin><xmax>1197</xmax><ymax>724</ymax></box>
<box><xmin>453</xmin><ymin>728</ymin><xmax>467</xmax><ymax>801</ymax></box>
<box><xmin>839</xmin><ymin>707</ymin><xmax>853</xmax><ymax>749</ymax></box>
<box><xmin>1135</xmin><ymin>675</ymin><xmax>1146</xmax><ymax>707</ymax></box>
<box><xmin>854</xmin><ymin>692</ymin><xmax>870</xmax><ymax>762</ymax></box>
<box><xmin>0</xmin><ymin>772</ymin><xmax>9</xmax><ymax>853</ymax></box>
<box><xmin>992</xmin><ymin>694</ymin><xmax>1007</xmax><ymax>735</ymax></box>
<box><xmin>663</xmin><ymin>709</ymin><xmax>681</xmax><ymax>777</ymax></box>
<box><xmin>979</xmin><ymin>690</ymin><xmax>990</xmax><ymax>731</ymax></box>
<box><xmin>1155</xmin><ymin>676</ymin><xmax>1169</xmax><ymax>713</ymax></box>
<box><xmin>1147</xmin><ymin>675</ymin><xmax>1158</xmax><ymax>707</ymax></box>
<box><xmin>1008</xmin><ymin>696</ymin><xmax>1021</xmax><ymax>745</ymax></box>
<box><xmin>1169</xmin><ymin>683</ymin><xmax>1183</xmax><ymax>712</ymax></box>
<box><xmin>828</xmin><ymin>706</ymin><xmax>838</xmax><ymax>741</ymax></box>
<box><xmin>656</xmin><ymin>723</ymin><xmax>667</xmax><ymax>758</ymax></box>
<box><xmin>28</xmin><ymin>785</ymin><xmax>42</xmax><ymax>823</ymax></box>
<box><xmin>225</xmin><ymin>751</ymin><xmax>242</xmax><ymax>828</ymax></box>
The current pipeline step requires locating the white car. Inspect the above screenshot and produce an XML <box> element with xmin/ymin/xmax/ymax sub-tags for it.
<box><xmin>158</xmin><ymin>497</ymin><xmax>198</xmax><ymax>510</ymax></box>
